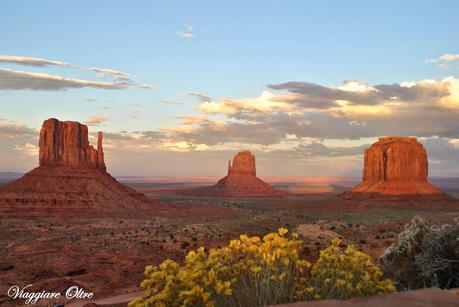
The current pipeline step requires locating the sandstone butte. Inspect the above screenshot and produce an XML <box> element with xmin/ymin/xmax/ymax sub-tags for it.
<box><xmin>0</xmin><ymin>118</ymin><xmax>155</xmax><ymax>217</ymax></box>
<box><xmin>343</xmin><ymin>136</ymin><xmax>451</xmax><ymax>201</ymax></box>
<box><xmin>186</xmin><ymin>151</ymin><xmax>285</xmax><ymax>197</ymax></box>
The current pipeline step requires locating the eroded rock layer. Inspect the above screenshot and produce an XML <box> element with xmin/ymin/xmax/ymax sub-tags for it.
<box><xmin>343</xmin><ymin>137</ymin><xmax>450</xmax><ymax>201</ymax></box>
<box><xmin>0</xmin><ymin>118</ymin><xmax>155</xmax><ymax>217</ymax></box>
<box><xmin>39</xmin><ymin>118</ymin><xmax>106</xmax><ymax>170</ymax></box>
<box><xmin>185</xmin><ymin>151</ymin><xmax>285</xmax><ymax>197</ymax></box>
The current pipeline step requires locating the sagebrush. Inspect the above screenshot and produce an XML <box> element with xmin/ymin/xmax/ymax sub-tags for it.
<box><xmin>379</xmin><ymin>216</ymin><xmax>459</xmax><ymax>290</ymax></box>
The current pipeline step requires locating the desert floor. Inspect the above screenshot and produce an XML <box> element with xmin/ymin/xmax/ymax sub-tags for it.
<box><xmin>1</xmin><ymin>179</ymin><xmax>459</xmax><ymax>306</ymax></box>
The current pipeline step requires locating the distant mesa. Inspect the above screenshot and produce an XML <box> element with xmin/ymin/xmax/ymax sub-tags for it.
<box><xmin>342</xmin><ymin>136</ymin><xmax>451</xmax><ymax>201</ymax></box>
<box><xmin>183</xmin><ymin>151</ymin><xmax>285</xmax><ymax>197</ymax></box>
<box><xmin>0</xmin><ymin>118</ymin><xmax>155</xmax><ymax>217</ymax></box>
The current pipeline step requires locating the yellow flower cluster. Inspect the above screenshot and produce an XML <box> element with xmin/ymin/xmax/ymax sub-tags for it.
<box><xmin>304</xmin><ymin>238</ymin><xmax>395</xmax><ymax>300</ymax></box>
<box><xmin>130</xmin><ymin>232</ymin><xmax>394</xmax><ymax>307</ymax></box>
<box><xmin>130</xmin><ymin>228</ymin><xmax>309</xmax><ymax>306</ymax></box>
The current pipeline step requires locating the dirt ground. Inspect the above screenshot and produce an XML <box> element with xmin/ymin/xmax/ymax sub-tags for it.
<box><xmin>1</xmin><ymin>183</ymin><xmax>459</xmax><ymax>306</ymax></box>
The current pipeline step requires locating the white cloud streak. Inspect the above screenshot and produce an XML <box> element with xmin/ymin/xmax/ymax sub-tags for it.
<box><xmin>0</xmin><ymin>54</ymin><xmax>154</xmax><ymax>90</ymax></box>
<box><xmin>0</xmin><ymin>55</ymin><xmax>74</xmax><ymax>67</ymax></box>
<box><xmin>0</xmin><ymin>67</ymin><xmax>129</xmax><ymax>90</ymax></box>
<box><xmin>84</xmin><ymin>115</ymin><xmax>109</xmax><ymax>126</ymax></box>
<box><xmin>427</xmin><ymin>53</ymin><xmax>459</xmax><ymax>69</ymax></box>
<box><xmin>178</xmin><ymin>24</ymin><xmax>195</xmax><ymax>39</ymax></box>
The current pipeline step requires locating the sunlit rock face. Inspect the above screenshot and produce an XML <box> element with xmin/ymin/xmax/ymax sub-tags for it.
<box><xmin>209</xmin><ymin>151</ymin><xmax>285</xmax><ymax>197</ymax></box>
<box><xmin>0</xmin><ymin>118</ymin><xmax>153</xmax><ymax>217</ymax></box>
<box><xmin>343</xmin><ymin>136</ymin><xmax>450</xmax><ymax>201</ymax></box>
<box><xmin>39</xmin><ymin>118</ymin><xmax>106</xmax><ymax>171</ymax></box>
<box><xmin>227</xmin><ymin>151</ymin><xmax>256</xmax><ymax>176</ymax></box>
<box><xmin>362</xmin><ymin>137</ymin><xmax>427</xmax><ymax>183</ymax></box>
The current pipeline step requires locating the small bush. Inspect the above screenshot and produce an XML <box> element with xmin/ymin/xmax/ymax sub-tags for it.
<box><xmin>379</xmin><ymin>216</ymin><xmax>459</xmax><ymax>290</ymax></box>
<box><xmin>130</xmin><ymin>228</ymin><xmax>309</xmax><ymax>307</ymax></box>
<box><xmin>305</xmin><ymin>238</ymin><xmax>394</xmax><ymax>300</ymax></box>
<box><xmin>130</xmin><ymin>229</ymin><xmax>393</xmax><ymax>307</ymax></box>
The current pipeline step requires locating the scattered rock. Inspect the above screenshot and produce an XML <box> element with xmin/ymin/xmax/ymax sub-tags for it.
<box><xmin>296</xmin><ymin>224</ymin><xmax>339</xmax><ymax>240</ymax></box>
<box><xmin>0</xmin><ymin>263</ymin><xmax>14</xmax><ymax>271</ymax></box>
<box><xmin>65</xmin><ymin>268</ymin><xmax>87</xmax><ymax>277</ymax></box>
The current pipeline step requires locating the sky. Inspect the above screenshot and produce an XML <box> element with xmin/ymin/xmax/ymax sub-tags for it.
<box><xmin>1</xmin><ymin>0</ymin><xmax>459</xmax><ymax>177</ymax></box>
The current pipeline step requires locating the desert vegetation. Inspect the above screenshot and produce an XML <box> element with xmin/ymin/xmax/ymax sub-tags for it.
<box><xmin>1</xmin><ymin>198</ymin><xmax>457</xmax><ymax>304</ymax></box>
<box><xmin>130</xmin><ymin>228</ymin><xmax>394</xmax><ymax>307</ymax></box>
<box><xmin>379</xmin><ymin>216</ymin><xmax>459</xmax><ymax>290</ymax></box>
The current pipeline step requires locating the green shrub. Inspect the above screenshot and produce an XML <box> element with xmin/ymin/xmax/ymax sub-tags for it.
<box><xmin>379</xmin><ymin>216</ymin><xmax>459</xmax><ymax>290</ymax></box>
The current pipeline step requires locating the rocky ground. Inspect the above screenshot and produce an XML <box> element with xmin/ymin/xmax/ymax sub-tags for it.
<box><xmin>1</xmin><ymin>183</ymin><xmax>458</xmax><ymax>306</ymax></box>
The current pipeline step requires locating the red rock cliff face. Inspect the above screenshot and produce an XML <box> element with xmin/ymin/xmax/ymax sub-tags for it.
<box><xmin>344</xmin><ymin>136</ymin><xmax>448</xmax><ymax>200</ymax></box>
<box><xmin>188</xmin><ymin>150</ymin><xmax>285</xmax><ymax>197</ymax></box>
<box><xmin>362</xmin><ymin>137</ymin><xmax>428</xmax><ymax>182</ymax></box>
<box><xmin>0</xmin><ymin>118</ymin><xmax>153</xmax><ymax>215</ymax></box>
<box><xmin>39</xmin><ymin>118</ymin><xmax>106</xmax><ymax>170</ymax></box>
<box><xmin>228</xmin><ymin>151</ymin><xmax>256</xmax><ymax>176</ymax></box>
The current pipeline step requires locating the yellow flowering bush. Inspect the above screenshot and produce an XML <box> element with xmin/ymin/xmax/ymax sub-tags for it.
<box><xmin>130</xmin><ymin>230</ymin><xmax>394</xmax><ymax>307</ymax></box>
<box><xmin>130</xmin><ymin>228</ymin><xmax>309</xmax><ymax>307</ymax></box>
<box><xmin>305</xmin><ymin>238</ymin><xmax>395</xmax><ymax>300</ymax></box>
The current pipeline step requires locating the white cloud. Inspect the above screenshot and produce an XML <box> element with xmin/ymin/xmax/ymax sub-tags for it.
<box><xmin>137</xmin><ymin>83</ymin><xmax>154</xmax><ymax>89</ymax></box>
<box><xmin>0</xmin><ymin>54</ymin><xmax>154</xmax><ymax>90</ymax></box>
<box><xmin>427</xmin><ymin>53</ymin><xmax>459</xmax><ymax>69</ymax></box>
<box><xmin>198</xmin><ymin>91</ymin><xmax>296</xmax><ymax>115</ymax></box>
<box><xmin>174</xmin><ymin>115</ymin><xmax>207</xmax><ymax>125</ymax></box>
<box><xmin>84</xmin><ymin>115</ymin><xmax>109</xmax><ymax>126</ymax></box>
<box><xmin>427</xmin><ymin>53</ymin><xmax>459</xmax><ymax>63</ymax></box>
<box><xmin>336</xmin><ymin>80</ymin><xmax>377</xmax><ymax>93</ymax></box>
<box><xmin>89</xmin><ymin>67</ymin><xmax>132</xmax><ymax>81</ymax></box>
<box><xmin>0</xmin><ymin>67</ymin><xmax>129</xmax><ymax>90</ymax></box>
<box><xmin>198</xmin><ymin>100</ymin><xmax>238</xmax><ymax>114</ymax></box>
<box><xmin>13</xmin><ymin>143</ymin><xmax>39</xmax><ymax>156</ymax></box>
<box><xmin>0</xmin><ymin>55</ymin><xmax>74</xmax><ymax>67</ymax></box>
<box><xmin>187</xmin><ymin>92</ymin><xmax>213</xmax><ymax>102</ymax></box>
<box><xmin>0</xmin><ymin>120</ymin><xmax>36</xmax><ymax>139</ymax></box>
<box><xmin>178</xmin><ymin>24</ymin><xmax>195</xmax><ymax>39</ymax></box>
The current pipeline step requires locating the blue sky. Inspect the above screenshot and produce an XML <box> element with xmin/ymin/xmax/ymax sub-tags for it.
<box><xmin>1</xmin><ymin>1</ymin><xmax>459</xmax><ymax>176</ymax></box>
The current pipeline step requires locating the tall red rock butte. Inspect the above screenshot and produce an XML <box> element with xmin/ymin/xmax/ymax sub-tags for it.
<box><xmin>343</xmin><ymin>136</ymin><xmax>450</xmax><ymax>201</ymax></box>
<box><xmin>0</xmin><ymin>118</ymin><xmax>153</xmax><ymax>217</ymax></box>
<box><xmin>39</xmin><ymin>119</ymin><xmax>106</xmax><ymax>170</ymax></box>
<box><xmin>187</xmin><ymin>151</ymin><xmax>285</xmax><ymax>197</ymax></box>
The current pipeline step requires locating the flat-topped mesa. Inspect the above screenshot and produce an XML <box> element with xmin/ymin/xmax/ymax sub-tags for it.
<box><xmin>343</xmin><ymin>136</ymin><xmax>450</xmax><ymax>201</ymax></box>
<box><xmin>39</xmin><ymin>118</ymin><xmax>106</xmax><ymax>171</ymax></box>
<box><xmin>228</xmin><ymin>150</ymin><xmax>256</xmax><ymax>177</ymax></box>
<box><xmin>363</xmin><ymin>136</ymin><xmax>428</xmax><ymax>183</ymax></box>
